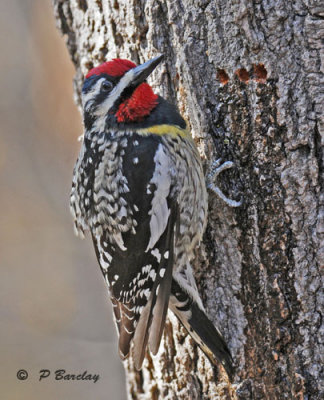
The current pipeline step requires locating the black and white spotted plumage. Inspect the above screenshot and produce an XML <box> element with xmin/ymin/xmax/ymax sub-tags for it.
<box><xmin>70</xmin><ymin>56</ymin><xmax>234</xmax><ymax>379</ymax></box>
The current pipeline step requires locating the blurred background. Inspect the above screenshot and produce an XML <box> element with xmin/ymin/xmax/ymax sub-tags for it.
<box><xmin>0</xmin><ymin>0</ymin><xmax>125</xmax><ymax>398</ymax></box>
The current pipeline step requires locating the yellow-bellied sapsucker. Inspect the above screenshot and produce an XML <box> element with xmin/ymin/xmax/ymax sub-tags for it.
<box><xmin>70</xmin><ymin>55</ymin><xmax>237</xmax><ymax>379</ymax></box>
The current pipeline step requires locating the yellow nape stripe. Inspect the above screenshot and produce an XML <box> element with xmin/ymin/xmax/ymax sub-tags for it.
<box><xmin>137</xmin><ymin>124</ymin><xmax>191</xmax><ymax>138</ymax></box>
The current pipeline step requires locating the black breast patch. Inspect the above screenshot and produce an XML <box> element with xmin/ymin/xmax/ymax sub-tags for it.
<box><xmin>119</xmin><ymin>133</ymin><xmax>161</xmax><ymax>255</ymax></box>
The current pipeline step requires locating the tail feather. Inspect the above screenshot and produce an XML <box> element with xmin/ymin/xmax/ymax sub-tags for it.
<box><xmin>111</xmin><ymin>298</ymin><xmax>136</xmax><ymax>360</ymax></box>
<box><xmin>170</xmin><ymin>280</ymin><xmax>234</xmax><ymax>380</ymax></box>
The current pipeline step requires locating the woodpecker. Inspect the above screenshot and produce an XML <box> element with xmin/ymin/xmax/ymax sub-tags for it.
<box><xmin>70</xmin><ymin>55</ymin><xmax>236</xmax><ymax>379</ymax></box>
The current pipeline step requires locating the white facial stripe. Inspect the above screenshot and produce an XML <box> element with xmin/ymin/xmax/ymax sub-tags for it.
<box><xmin>82</xmin><ymin>68</ymin><xmax>138</xmax><ymax>133</ymax></box>
<box><xmin>96</xmin><ymin>69</ymin><xmax>136</xmax><ymax>115</ymax></box>
<box><xmin>116</xmin><ymin>68</ymin><xmax>136</xmax><ymax>98</ymax></box>
<box><xmin>84</xmin><ymin>68</ymin><xmax>136</xmax><ymax>118</ymax></box>
<box><xmin>82</xmin><ymin>77</ymin><xmax>105</xmax><ymax>107</ymax></box>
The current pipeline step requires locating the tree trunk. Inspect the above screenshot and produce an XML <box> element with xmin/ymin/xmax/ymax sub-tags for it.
<box><xmin>52</xmin><ymin>1</ymin><xmax>323</xmax><ymax>399</ymax></box>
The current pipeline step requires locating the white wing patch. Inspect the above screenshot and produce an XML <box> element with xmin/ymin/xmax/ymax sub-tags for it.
<box><xmin>146</xmin><ymin>144</ymin><xmax>171</xmax><ymax>251</ymax></box>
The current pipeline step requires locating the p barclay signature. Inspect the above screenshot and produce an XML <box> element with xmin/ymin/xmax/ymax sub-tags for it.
<box><xmin>39</xmin><ymin>369</ymin><xmax>100</xmax><ymax>383</ymax></box>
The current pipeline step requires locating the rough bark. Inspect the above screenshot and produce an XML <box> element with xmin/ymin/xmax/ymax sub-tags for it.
<box><xmin>52</xmin><ymin>1</ymin><xmax>323</xmax><ymax>399</ymax></box>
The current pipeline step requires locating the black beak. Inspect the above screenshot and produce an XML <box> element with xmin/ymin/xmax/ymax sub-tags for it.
<box><xmin>131</xmin><ymin>55</ymin><xmax>164</xmax><ymax>86</ymax></box>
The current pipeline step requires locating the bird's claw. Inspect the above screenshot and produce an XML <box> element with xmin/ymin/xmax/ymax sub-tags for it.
<box><xmin>206</xmin><ymin>158</ymin><xmax>242</xmax><ymax>207</ymax></box>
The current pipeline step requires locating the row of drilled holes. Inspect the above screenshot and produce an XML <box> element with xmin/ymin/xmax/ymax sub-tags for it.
<box><xmin>217</xmin><ymin>64</ymin><xmax>268</xmax><ymax>85</ymax></box>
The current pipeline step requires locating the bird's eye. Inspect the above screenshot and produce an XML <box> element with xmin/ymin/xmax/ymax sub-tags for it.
<box><xmin>101</xmin><ymin>81</ymin><xmax>113</xmax><ymax>93</ymax></box>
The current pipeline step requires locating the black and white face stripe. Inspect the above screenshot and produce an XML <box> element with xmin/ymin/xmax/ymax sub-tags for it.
<box><xmin>81</xmin><ymin>68</ymin><xmax>142</xmax><ymax>122</ymax></box>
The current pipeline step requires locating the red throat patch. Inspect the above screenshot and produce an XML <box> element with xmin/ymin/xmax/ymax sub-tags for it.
<box><xmin>85</xmin><ymin>59</ymin><xmax>137</xmax><ymax>78</ymax></box>
<box><xmin>116</xmin><ymin>83</ymin><xmax>158</xmax><ymax>123</ymax></box>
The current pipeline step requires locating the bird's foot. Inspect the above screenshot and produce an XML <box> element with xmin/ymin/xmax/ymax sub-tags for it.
<box><xmin>206</xmin><ymin>158</ymin><xmax>242</xmax><ymax>207</ymax></box>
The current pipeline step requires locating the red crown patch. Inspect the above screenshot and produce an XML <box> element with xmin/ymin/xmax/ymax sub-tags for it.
<box><xmin>85</xmin><ymin>59</ymin><xmax>137</xmax><ymax>79</ymax></box>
